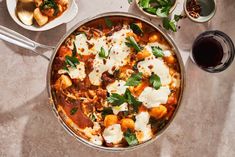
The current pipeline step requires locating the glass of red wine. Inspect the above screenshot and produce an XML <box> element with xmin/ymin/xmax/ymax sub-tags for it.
<box><xmin>191</xmin><ymin>30</ymin><xmax>235</xmax><ymax>73</ymax></box>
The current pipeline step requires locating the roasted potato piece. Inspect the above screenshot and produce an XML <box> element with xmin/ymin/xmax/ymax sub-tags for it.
<box><xmin>120</xmin><ymin>118</ymin><xmax>135</xmax><ymax>131</ymax></box>
<box><xmin>54</xmin><ymin>75</ymin><xmax>72</xmax><ymax>90</ymax></box>
<box><xmin>104</xmin><ymin>115</ymin><xmax>118</xmax><ymax>127</ymax></box>
<box><xmin>149</xmin><ymin>105</ymin><xmax>167</xmax><ymax>119</ymax></box>
<box><xmin>149</xmin><ymin>33</ymin><xmax>160</xmax><ymax>43</ymax></box>
<box><xmin>164</xmin><ymin>56</ymin><xmax>175</xmax><ymax>64</ymax></box>
<box><xmin>33</xmin><ymin>8</ymin><xmax>48</xmax><ymax>26</ymax></box>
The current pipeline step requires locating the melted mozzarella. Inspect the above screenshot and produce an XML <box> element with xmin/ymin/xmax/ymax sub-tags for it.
<box><xmin>90</xmin><ymin>135</ymin><xmax>103</xmax><ymax>145</ymax></box>
<box><xmin>74</xmin><ymin>34</ymin><xmax>89</xmax><ymax>55</ymax></box>
<box><xmin>88</xmin><ymin>27</ymin><xmax>132</xmax><ymax>86</ymax></box>
<box><xmin>137</xmin><ymin>57</ymin><xmax>171</xmax><ymax>86</ymax></box>
<box><xmin>135</xmin><ymin>112</ymin><xmax>153</xmax><ymax>142</ymax></box>
<box><xmin>107</xmin><ymin>80</ymin><xmax>127</xmax><ymax>95</ymax></box>
<box><xmin>112</xmin><ymin>103</ymin><xmax>128</xmax><ymax>115</ymax></box>
<box><xmin>138</xmin><ymin>87</ymin><xmax>171</xmax><ymax>108</ymax></box>
<box><xmin>103</xmin><ymin>124</ymin><xmax>123</xmax><ymax>144</ymax></box>
<box><xmin>58</xmin><ymin>62</ymin><xmax>86</xmax><ymax>80</ymax></box>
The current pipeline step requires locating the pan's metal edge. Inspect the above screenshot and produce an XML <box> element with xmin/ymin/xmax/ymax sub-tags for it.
<box><xmin>46</xmin><ymin>12</ymin><xmax>186</xmax><ymax>152</ymax></box>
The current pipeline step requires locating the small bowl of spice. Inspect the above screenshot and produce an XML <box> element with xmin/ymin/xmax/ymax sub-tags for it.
<box><xmin>184</xmin><ymin>0</ymin><xmax>216</xmax><ymax>23</ymax></box>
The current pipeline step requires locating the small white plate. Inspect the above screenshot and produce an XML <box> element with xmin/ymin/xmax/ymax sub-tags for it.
<box><xmin>6</xmin><ymin>0</ymin><xmax>78</xmax><ymax>31</ymax></box>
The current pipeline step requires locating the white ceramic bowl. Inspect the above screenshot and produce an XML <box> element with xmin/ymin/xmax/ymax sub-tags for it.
<box><xmin>6</xmin><ymin>0</ymin><xmax>78</xmax><ymax>31</ymax></box>
<box><xmin>135</xmin><ymin>0</ymin><xmax>178</xmax><ymax>18</ymax></box>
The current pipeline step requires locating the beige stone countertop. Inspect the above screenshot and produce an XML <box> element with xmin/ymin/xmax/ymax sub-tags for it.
<box><xmin>0</xmin><ymin>0</ymin><xmax>235</xmax><ymax>156</ymax></box>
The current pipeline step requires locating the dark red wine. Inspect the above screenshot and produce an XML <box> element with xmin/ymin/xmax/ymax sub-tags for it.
<box><xmin>192</xmin><ymin>37</ymin><xmax>224</xmax><ymax>68</ymax></box>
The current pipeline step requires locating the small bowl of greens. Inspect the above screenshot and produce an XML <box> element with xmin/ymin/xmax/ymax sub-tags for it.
<box><xmin>136</xmin><ymin>0</ymin><xmax>178</xmax><ymax>18</ymax></box>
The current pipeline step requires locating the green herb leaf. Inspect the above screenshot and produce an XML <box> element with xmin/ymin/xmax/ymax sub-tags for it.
<box><xmin>124</xmin><ymin>89</ymin><xmax>142</xmax><ymax>112</ymax></box>
<box><xmin>156</xmin><ymin>6</ymin><xmax>171</xmax><ymax>17</ymax></box>
<box><xmin>107</xmin><ymin>93</ymin><xmax>126</xmax><ymax>106</ymax></box>
<box><xmin>149</xmin><ymin>117</ymin><xmax>168</xmax><ymax>130</ymax></box>
<box><xmin>125</xmin><ymin>72</ymin><xmax>143</xmax><ymax>86</ymax></box>
<box><xmin>70</xmin><ymin>107</ymin><xmax>78</xmax><ymax>115</ymax></box>
<box><xmin>143</xmin><ymin>7</ymin><xmax>157</xmax><ymax>15</ymax></box>
<box><xmin>89</xmin><ymin>113</ymin><xmax>97</xmax><ymax>121</ymax></box>
<box><xmin>72</xmin><ymin>42</ymin><xmax>77</xmax><ymax>57</ymax></box>
<box><xmin>128</xmin><ymin>0</ymin><xmax>133</xmax><ymax>4</ymax></box>
<box><xmin>130</xmin><ymin>23</ymin><xmax>143</xmax><ymax>36</ymax></box>
<box><xmin>102</xmin><ymin>107</ymin><xmax>113</xmax><ymax>117</ymax></box>
<box><xmin>162</xmin><ymin>18</ymin><xmax>177</xmax><ymax>32</ymax></box>
<box><xmin>152</xmin><ymin>46</ymin><xmax>164</xmax><ymax>57</ymax></box>
<box><xmin>150</xmin><ymin>74</ymin><xmax>161</xmax><ymax>90</ymax></box>
<box><xmin>174</xmin><ymin>14</ymin><xmax>183</xmax><ymax>22</ymax></box>
<box><xmin>99</xmin><ymin>47</ymin><xmax>110</xmax><ymax>58</ymax></box>
<box><xmin>125</xmin><ymin>36</ymin><xmax>142</xmax><ymax>52</ymax></box>
<box><xmin>139</xmin><ymin>0</ymin><xmax>150</xmax><ymax>8</ymax></box>
<box><xmin>105</xmin><ymin>18</ymin><xmax>113</xmax><ymax>28</ymax></box>
<box><xmin>65</xmin><ymin>55</ymin><xmax>79</xmax><ymax>68</ymax></box>
<box><xmin>124</xmin><ymin>129</ymin><xmax>138</xmax><ymax>146</ymax></box>
<box><xmin>40</xmin><ymin>0</ymin><xmax>59</xmax><ymax>16</ymax></box>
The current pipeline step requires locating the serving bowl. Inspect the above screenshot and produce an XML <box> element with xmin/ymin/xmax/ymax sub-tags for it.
<box><xmin>6</xmin><ymin>0</ymin><xmax>78</xmax><ymax>31</ymax></box>
<box><xmin>0</xmin><ymin>12</ymin><xmax>185</xmax><ymax>151</ymax></box>
<box><xmin>135</xmin><ymin>0</ymin><xmax>178</xmax><ymax>18</ymax></box>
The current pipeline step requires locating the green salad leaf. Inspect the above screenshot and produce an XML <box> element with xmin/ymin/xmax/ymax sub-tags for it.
<box><xmin>162</xmin><ymin>18</ymin><xmax>177</xmax><ymax>32</ymax></box>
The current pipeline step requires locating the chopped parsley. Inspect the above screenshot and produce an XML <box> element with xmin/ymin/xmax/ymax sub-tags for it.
<box><xmin>150</xmin><ymin>74</ymin><xmax>161</xmax><ymax>90</ymax></box>
<box><xmin>124</xmin><ymin>129</ymin><xmax>138</xmax><ymax>146</ymax></box>
<box><xmin>125</xmin><ymin>72</ymin><xmax>143</xmax><ymax>86</ymax></box>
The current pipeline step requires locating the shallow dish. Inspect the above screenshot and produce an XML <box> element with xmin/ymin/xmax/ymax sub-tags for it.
<box><xmin>6</xmin><ymin>0</ymin><xmax>78</xmax><ymax>31</ymax></box>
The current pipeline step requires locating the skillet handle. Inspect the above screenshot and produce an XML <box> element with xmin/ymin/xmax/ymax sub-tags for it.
<box><xmin>0</xmin><ymin>25</ymin><xmax>54</xmax><ymax>61</ymax></box>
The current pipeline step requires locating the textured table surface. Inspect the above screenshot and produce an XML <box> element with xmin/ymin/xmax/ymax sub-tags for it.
<box><xmin>0</xmin><ymin>0</ymin><xmax>235</xmax><ymax>156</ymax></box>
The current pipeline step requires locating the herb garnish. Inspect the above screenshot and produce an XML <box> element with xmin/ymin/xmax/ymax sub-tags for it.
<box><xmin>130</xmin><ymin>23</ymin><xmax>143</xmax><ymax>36</ymax></box>
<box><xmin>40</xmin><ymin>0</ymin><xmax>59</xmax><ymax>16</ymax></box>
<box><xmin>72</xmin><ymin>42</ymin><xmax>77</xmax><ymax>57</ymax></box>
<box><xmin>174</xmin><ymin>14</ymin><xmax>184</xmax><ymax>22</ymax></box>
<box><xmin>101</xmin><ymin>107</ymin><xmax>113</xmax><ymax>117</ymax></box>
<box><xmin>125</xmin><ymin>72</ymin><xmax>143</xmax><ymax>86</ymax></box>
<box><xmin>152</xmin><ymin>46</ymin><xmax>164</xmax><ymax>57</ymax></box>
<box><xmin>124</xmin><ymin>89</ymin><xmax>142</xmax><ymax>112</ymax></box>
<box><xmin>99</xmin><ymin>47</ymin><xmax>110</xmax><ymax>59</ymax></box>
<box><xmin>125</xmin><ymin>36</ymin><xmax>142</xmax><ymax>52</ymax></box>
<box><xmin>124</xmin><ymin>129</ymin><xmax>138</xmax><ymax>146</ymax></box>
<box><xmin>150</xmin><ymin>74</ymin><xmax>161</xmax><ymax>90</ymax></box>
<box><xmin>65</xmin><ymin>55</ymin><xmax>79</xmax><ymax>68</ymax></box>
<box><xmin>162</xmin><ymin>18</ymin><xmax>177</xmax><ymax>32</ymax></box>
<box><xmin>70</xmin><ymin>107</ymin><xmax>78</xmax><ymax>115</ymax></box>
<box><xmin>107</xmin><ymin>93</ymin><xmax>126</xmax><ymax>106</ymax></box>
<box><xmin>105</xmin><ymin>18</ymin><xmax>113</xmax><ymax>28</ymax></box>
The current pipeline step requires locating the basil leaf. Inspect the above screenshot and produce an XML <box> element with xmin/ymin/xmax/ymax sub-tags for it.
<box><xmin>70</xmin><ymin>107</ymin><xmax>78</xmax><ymax>115</ymax></box>
<box><xmin>105</xmin><ymin>18</ymin><xmax>113</xmax><ymax>28</ymax></box>
<box><xmin>125</xmin><ymin>36</ymin><xmax>142</xmax><ymax>52</ymax></box>
<box><xmin>139</xmin><ymin>0</ymin><xmax>150</xmax><ymax>8</ymax></box>
<box><xmin>124</xmin><ymin>89</ymin><xmax>142</xmax><ymax>112</ymax></box>
<box><xmin>150</xmin><ymin>74</ymin><xmax>161</xmax><ymax>90</ymax></box>
<box><xmin>174</xmin><ymin>14</ymin><xmax>183</xmax><ymax>22</ymax></box>
<box><xmin>162</xmin><ymin>18</ymin><xmax>177</xmax><ymax>32</ymax></box>
<box><xmin>152</xmin><ymin>46</ymin><xmax>164</xmax><ymax>57</ymax></box>
<box><xmin>65</xmin><ymin>55</ymin><xmax>79</xmax><ymax>68</ymax></box>
<box><xmin>156</xmin><ymin>6</ymin><xmax>171</xmax><ymax>17</ymax></box>
<box><xmin>130</xmin><ymin>23</ymin><xmax>143</xmax><ymax>36</ymax></box>
<box><xmin>72</xmin><ymin>42</ymin><xmax>77</xmax><ymax>57</ymax></box>
<box><xmin>102</xmin><ymin>107</ymin><xmax>113</xmax><ymax>117</ymax></box>
<box><xmin>143</xmin><ymin>7</ymin><xmax>157</xmax><ymax>15</ymax></box>
<box><xmin>125</xmin><ymin>72</ymin><xmax>143</xmax><ymax>86</ymax></box>
<box><xmin>124</xmin><ymin>129</ymin><xmax>138</xmax><ymax>146</ymax></box>
<box><xmin>98</xmin><ymin>47</ymin><xmax>108</xmax><ymax>58</ymax></box>
<box><xmin>107</xmin><ymin>93</ymin><xmax>126</xmax><ymax>106</ymax></box>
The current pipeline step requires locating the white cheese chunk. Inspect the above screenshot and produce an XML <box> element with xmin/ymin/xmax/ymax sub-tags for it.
<box><xmin>107</xmin><ymin>80</ymin><xmax>127</xmax><ymax>95</ymax></box>
<box><xmin>163</xmin><ymin>50</ymin><xmax>172</xmax><ymax>57</ymax></box>
<box><xmin>88</xmin><ymin>26</ymin><xmax>132</xmax><ymax>86</ymax></box>
<box><xmin>74</xmin><ymin>34</ymin><xmax>89</xmax><ymax>55</ymax></box>
<box><xmin>102</xmin><ymin>124</ymin><xmax>123</xmax><ymax>144</ymax></box>
<box><xmin>138</xmin><ymin>87</ymin><xmax>171</xmax><ymax>108</ymax></box>
<box><xmin>137</xmin><ymin>57</ymin><xmax>171</xmax><ymax>86</ymax></box>
<box><xmin>90</xmin><ymin>135</ymin><xmax>103</xmax><ymax>146</ymax></box>
<box><xmin>135</xmin><ymin>112</ymin><xmax>153</xmax><ymax>142</ymax></box>
<box><xmin>112</xmin><ymin>103</ymin><xmax>128</xmax><ymax>115</ymax></box>
<box><xmin>58</xmin><ymin>62</ymin><xmax>86</xmax><ymax>80</ymax></box>
<box><xmin>83</xmin><ymin>122</ymin><xmax>103</xmax><ymax>146</ymax></box>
